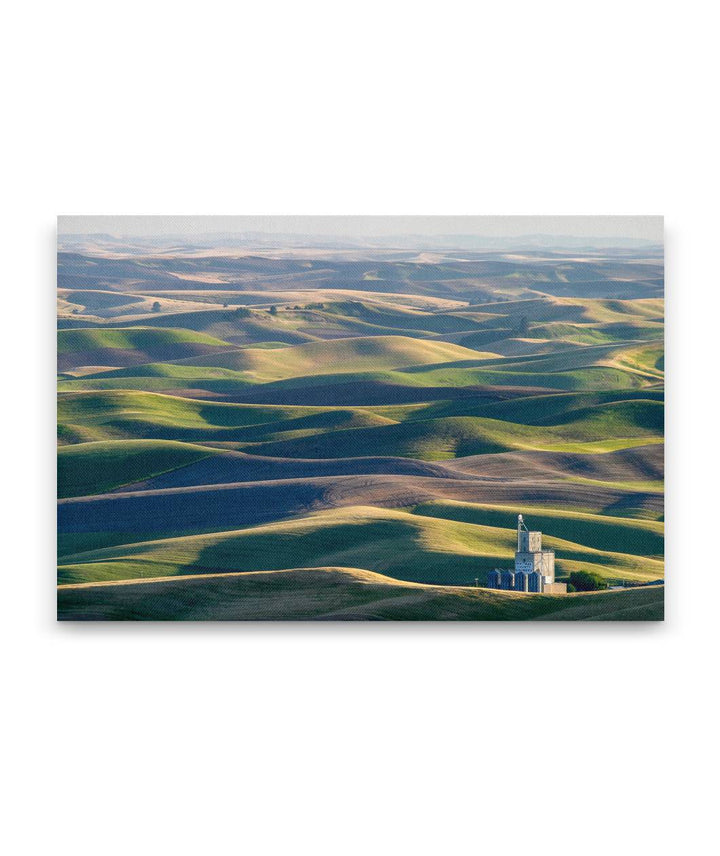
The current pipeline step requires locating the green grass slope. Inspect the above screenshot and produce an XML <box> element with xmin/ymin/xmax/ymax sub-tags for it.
<box><xmin>57</xmin><ymin>568</ymin><xmax>664</xmax><ymax>621</ymax></box>
<box><xmin>464</xmin><ymin>296</ymin><xmax>664</xmax><ymax>326</ymax></box>
<box><xmin>58</xmin><ymin>505</ymin><xmax>664</xmax><ymax>587</ymax></box>
<box><xmin>410</xmin><ymin>501</ymin><xmax>664</xmax><ymax>558</ymax></box>
<box><xmin>58</xmin><ymin>326</ymin><xmax>233</xmax><ymax>352</ymax></box>
<box><xmin>92</xmin><ymin>309</ymin><xmax>322</xmax><ymax>346</ymax></box>
<box><xmin>58</xmin><ymin>389</ymin><xmax>664</xmax><ymax>454</ymax></box>
<box><xmin>243</xmin><ymin>362</ymin><xmax>648</xmax><ymax>395</ymax></box>
<box><xmin>383</xmin><ymin>390</ymin><xmax>664</xmax><ymax>426</ymax></box>
<box><xmin>57</xmin><ymin>363</ymin><xmax>653</xmax><ymax>400</ymax></box>
<box><xmin>181</xmin><ymin>335</ymin><xmax>497</xmax><ymax>381</ymax></box>
<box><xmin>57</xmin><ymin>326</ymin><xmax>238</xmax><ymax>372</ymax></box>
<box><xmin>58</xmin><ymin>439</ymin><xmax>219</xmax><ymax>498</ymax></box>
<box><xmin>56</xmin><ymin>265</ymin><xmax>664</xmax><ymax>623</ymax></box>
<box><xmin>318</xmin><ymin>301</ymin><xmax>492</xmax><ymax>334</ymax></box>
<box><xmin>250</xmin><ymin>405</ymin><xmax>663</xmax><ymax>460</ymax></box>
<box><xmin>57</xmin><ymin>390</ymin><xmax>395</xmax><ymax>443</ymax></box>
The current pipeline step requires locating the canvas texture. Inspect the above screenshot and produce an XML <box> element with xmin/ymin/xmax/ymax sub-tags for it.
<box><xmin>57</xmin><ymin>216</ymin><xmax>664</xmax><ymax>620</ymax></box>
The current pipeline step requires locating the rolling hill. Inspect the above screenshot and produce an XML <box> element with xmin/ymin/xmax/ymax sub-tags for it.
<box><xmin>179</xmin><ymin>335</ymin><xmax>498</xmax><ymax>380</ymax></box>
<box><xmin>57</xmin><ymin>439</ymin><xmax>220</xmax><ymax>498</ymax></box>
<box><xmin>57</xmin><ymin>239</ymin><xmax>664</xmax><ymax>619</ymax></box>
<box><xmin>58</xmin><ymin>505</ymin><xmax>663</xmax><ymax>587</ymax></box>
<box><xmin>58</xmin><ymin>326</ymin><xmax>236</xmax><ymax>372</ymax></box>
<box><xmin>57</xmin><ymin>568</ymin><xmax>664</xmax><ymax>621</ymax></box>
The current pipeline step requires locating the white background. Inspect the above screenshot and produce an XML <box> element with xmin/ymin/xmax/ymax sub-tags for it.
<box><xmin>2</xmin><ymin>2</ymin><xmax>717</xmax><ymax>854</ymax></box>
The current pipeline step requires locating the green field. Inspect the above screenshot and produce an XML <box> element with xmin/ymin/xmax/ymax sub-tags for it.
<box><xmin>58</xmin><ymin>505</ymin><xmax>663</xmax><ymax>587</ymax></box>
<box><xmin>57</xmin><ymin>237</ymin><xmax>664</xmax><ymax>619</ymax></box>
<box><xmin>58</xmin><ymin>439</ymin><xmax>220</xmax><ymax>498</ymax></box>
<box><xmin>58</xmin><ymin>568</ymin><xmax>664</xmax><ymax>621</ymax></box>
<box><xmin>57</xmin><ymin>326</ymin><xmax>234</xmax><ymax>353</ymax></box>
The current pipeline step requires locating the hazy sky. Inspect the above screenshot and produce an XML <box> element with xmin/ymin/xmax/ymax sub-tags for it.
<box><xmin>58</xmin><ymin>215</ymin><xmax>663</xmax><ymax>242</ymax></box>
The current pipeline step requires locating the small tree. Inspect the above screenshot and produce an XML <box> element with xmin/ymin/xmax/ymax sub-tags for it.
<box><xmin>151</xmin><ymin>301</ymin><xmax>161</xmax><ymax>313</ymax></box>
<box><xmin>269</xmin><ymin>305</ymin><xmax>277</xmax><ymax>315</ymax></box>
<box><xmin>568</xmin><ymin>571</ymin><xmax>607</xmax><ymax>592</ymax></box>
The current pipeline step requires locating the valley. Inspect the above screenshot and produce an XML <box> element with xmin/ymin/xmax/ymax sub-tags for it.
<box><xmin>57</xmin><ymin>234</ymin><xmax>664</xmax><ymax>619</ymax></box>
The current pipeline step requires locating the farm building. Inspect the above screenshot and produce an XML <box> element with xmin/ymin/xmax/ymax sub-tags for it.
<box><xmin>487</xmin><ymin>515</ymin><xmax>567</xmax><ymax>594</ymax></box>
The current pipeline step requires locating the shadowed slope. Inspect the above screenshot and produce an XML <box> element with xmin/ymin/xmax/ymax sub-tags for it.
<box><xmin>249</xmin><ymin>406</ymin><xmax>663</xmax><ymax>460</ymax></box>
<box><xmin>114</xmin><ymin>444</ymin><xmax>663</xmax><ymax>496</ymax></box>
<box><xmin>56</xmin><ymin>249</ymin><xmax>664</xmax><ymax>620</ymax></box>
<box><xmin>57</xmin><ymin>390</ymin><xmax>395</xmax><ymax>444</ymax></box>
<box><xmin>58</xmin><ymin>439</ymin><xmax>219</xmax><ymax>498</ymax></box>
<box><xmin>57</xmin><ymin>389</ymin><xmax>662</xmax><ymax>454</ymax></box>
<box><xmin>57</xmin><ymin>326</ymin><xmax>235</xmax><ymax>371</ymax></box>
<box><xmin>58</xmin><ymin>505</ymin><xmax>664</xmax><ymax>586</ymax></box>
<box><xmin>180</xmin><ymin>335</ymin><xmax>497</xmax><ymax>380</ymax></box>
<box><xmin>411</xmin><ymin>501</ymin><xmax>663</xmax><ymax>557</ymax></box>
<box><xmin>443</xmin><ymin>444</ymin><xmax>664</xmax><ymax>483</ymax></box>
<box><xmin>58</xmin><ymin>568</ymin><xmax>664</xmax><ymax>621</ymax></box>
<box><xmin>112</xmin><ymin>449</ymin><xmax>462</xmax><ymax>490</ymax></box>
<box><xmin>59</xmin><ymin>472</ymin><xmax>663</xmax><ymax>551</ymax></box>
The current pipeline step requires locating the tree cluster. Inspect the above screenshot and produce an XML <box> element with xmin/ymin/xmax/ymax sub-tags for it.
<box><xmin>568</xmin><ymin>571</ymin><xmax>608</xmax><ymax>592</ymax></box>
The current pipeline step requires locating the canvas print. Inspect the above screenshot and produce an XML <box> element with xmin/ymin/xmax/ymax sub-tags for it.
<box><xmin>57</xmin><ymin>216</ymin><xmax>664</xmax><ymax>620</ymax></box>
